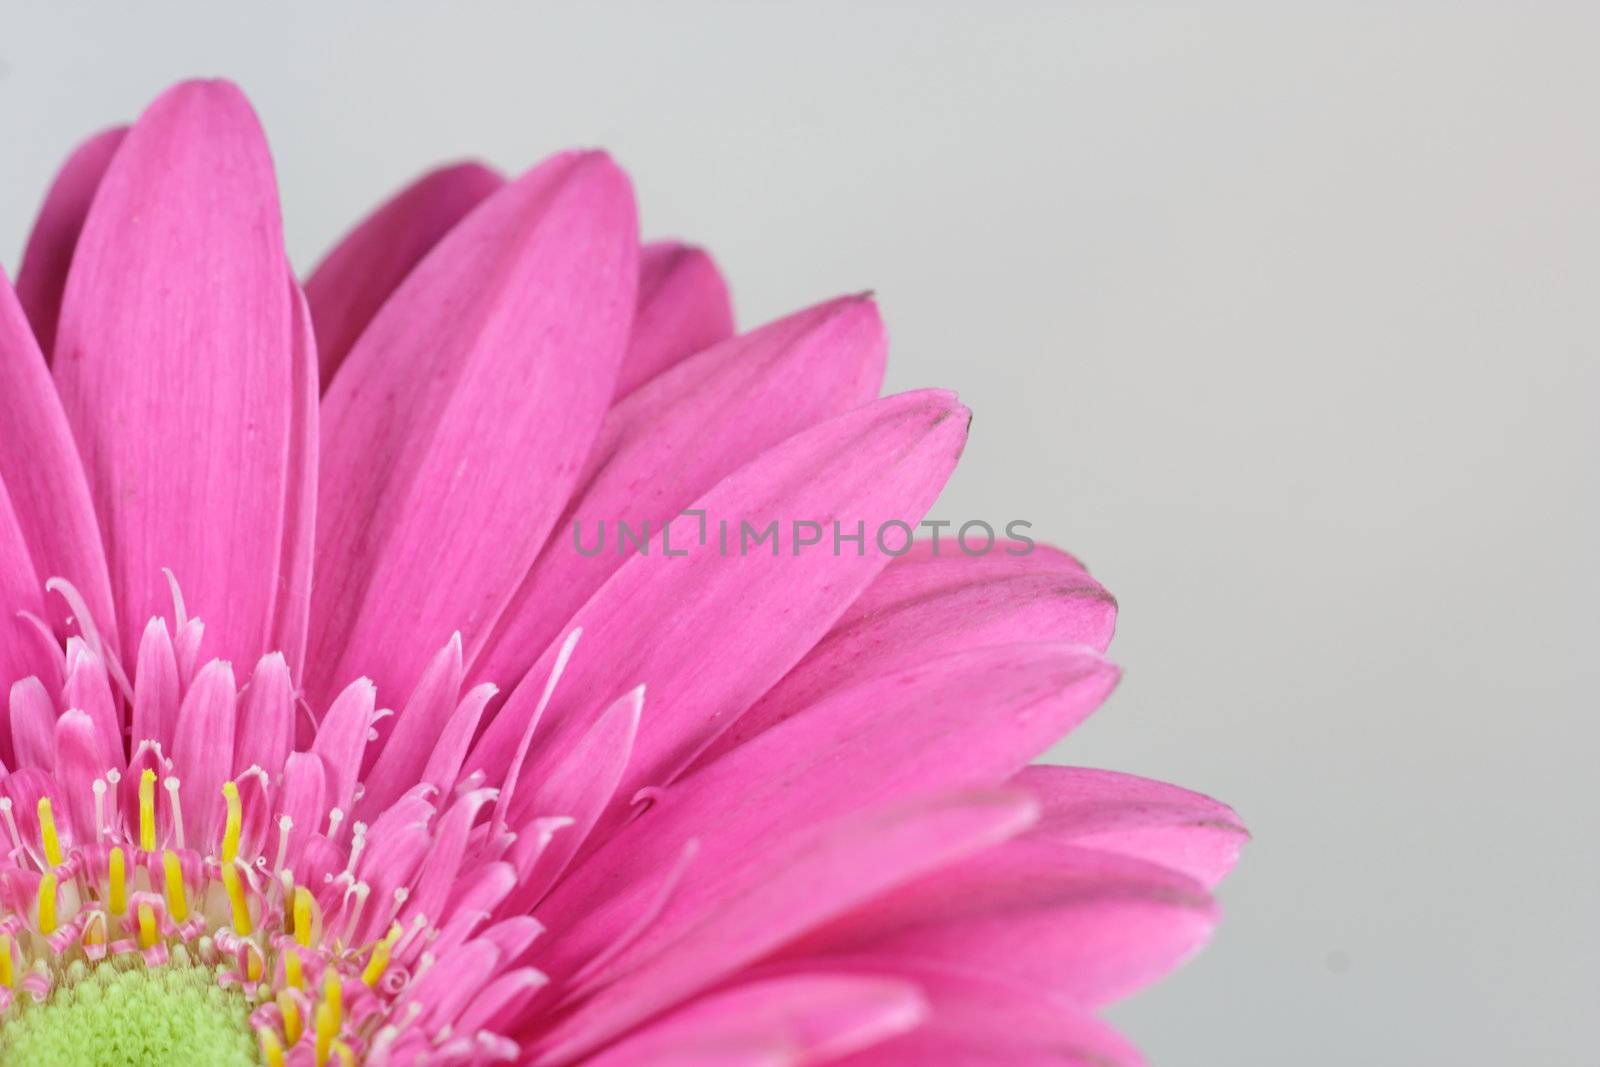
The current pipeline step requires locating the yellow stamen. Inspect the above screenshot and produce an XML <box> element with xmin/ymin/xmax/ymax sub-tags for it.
<box><xmin>314</xmin><ymin>999</ymin><xmax>337</xmax><ymax>1066</ymax></box>
<box><xmin>37</xmin><ymin>872</ymin><xmax>57</xmax><ymax>935</ymax></box>
<box><xmin>222</xmin><ymin>862</ymin><xmax>253</xmax><ymax>935</ymax></box>
<box><xmin>322</xmin><ymin>967</ymin><xmax>343</xmax><ymax>1017</ymax></box>
<box><xmin>108</xmin><ymin>846</ymin><xmax>127</xmax><ymax>916</ymax></box>
<box><xmin>82</xmin><ymin>911</ymin><xmax>107</xmax><ymax>947</ymax></box>
<box><xmin>293</xmin><ymin>884</ymin><xmax>315</xmax><ymax>947</ymax></box>
<box><xmin>257</xmin><ymin>1028</ymin><xmax>285</xmax><ymax>1067</ymax></box>
<box><xmin>362</xmin><ymin>922</ymin><xmax>403</xmax><ymax>988</ymax></box>
<box><xmin>221</xmin><ymin>781</ymin><xmax>242</xmax><ymax>864</ymax></box>
<box><xmin>137</xmin><ymin>902</ymin><xmax>159</xmax><ymax>948</ymax></box>
<box><xmin>333</xmin><ymin>1041</ymin><xmax>356</xmax><ymax>1067</ymax></box>
<box><xmin>36</xmin><ymin>797</ymin><xmax>63</xmax><ymax>868</ymax></box>
<box><xmin>139</xmin><ymin>769</ymin><xmax>157</xmax><ymax>851</ymax></box>
<box><xmin>0</xmin><ymin>935</ymin><xmax>13</xmax><ymax>987</ymax></box>
<box><xmin>277</xmin><ymin>988</ymin><xmax>303</xmax><ymax>1045</ymax></box>
<box><xmin>284</xmin><ymin>949</ymin><xmax>304</xmax><ymax>990</ymax></box>
<box><xmin>162</xmin><ymin>849</ymin><xmax>188</xmax><ymax>922</ymax></box>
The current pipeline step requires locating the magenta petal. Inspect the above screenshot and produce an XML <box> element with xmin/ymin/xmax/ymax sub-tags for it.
<box><xmin>356</xmin><ymin>634</ymin><xmax>463</xmax><ymax>819</ymax></box>
<box><xmin>14</xmin><ymin>126</ymin><xmax>126</xmax><ymax>358</ymax></box>
<box><xmin>8</xmin><ymin>677</ymin><xmax>56</xmax><ymax>773</ymax></box>
<box><xmin>304</xmin><ymin>160</ymin><xmax>504</xmax><ymax>388</ymax></box>
<box><xmin>308</xmin><ymin>150</ymin><xmax>639</xmax><ymax>709</ymax></box>
<box><xmin>0</xmin><ymin>482</ymin><xmax>43</xmax><ymax>698</ymax></box>
<box><xmin>268</xmin><ymin>280</ymin><xmax>319</xmax><ymax>681</ymax></box>
<box><xmin>787</xmin><ymin>840</ymin><xmax>1218</xmax><ymax>1008</ymax></box>
<box><xmin>1012</xmin><ymin>764</ymin><xmax>1248</xmax><ymax>888</ymax></box>
<box><xmin>472</xmin><ymin>293</ymin><xmax>887</xmax><ymax>689</ymax></box>
<box><xmin>702</xmin><ymin>540</ymin><xmax>1116</xmax><ymax>766</ymax></box>
<box><xmin>0</xmin><ymin>269</ymin><xmax>115</xmax><ymax>641</ymax></box>
<box><xmin>580</xmin><ymin>973</ymin><xmax>927</xmax><ymax>1067</ymax></box>
<box><xmin>235</xmin><ymin>653</ymin><xmax>294</xmax><ymax>778</ymax></box>
<box><xmin>468</xmin><ymin>389</ymin><xmax>970</xmax><ymax>809</ymax></box>
<box><xmin>53</xmin><ymin>80</ymin><xmax>294</xmax><ymax>670</ymax></box>
<box><xmin>615</xmin><ymin>241</ymin><xmax>735</xmax><ymax>398</ymax></box>
<box><xmin>532</xmin><ymin>789</ymin><xmax>1036</xmax><ymax>1065</ymax></box>
<box><xmin>826</xmin><ymin>966</ymin><xmax>1146</xmax><ymax>1067</ymax></box>
<box><xmin>171</xmin><ymin>659</ymin><xmax>237</xmax><ymax>846</ymax></box>
<box><xmin>538</xmin><ymin>642</ymin><xmax>1116</xmax><ymax>990</ymax></box>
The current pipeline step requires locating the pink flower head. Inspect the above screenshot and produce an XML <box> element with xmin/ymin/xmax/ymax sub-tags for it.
<box><xmin>0</xmin><ymin>80</ymin><xmax>1244</xmax><ymax>1065</ymax></box>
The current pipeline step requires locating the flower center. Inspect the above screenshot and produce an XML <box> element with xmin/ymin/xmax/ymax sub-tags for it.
<box><xmin>0</xmin><ymin>955</ymin><xmax>258</xmax><ymax>1066</ymax></box>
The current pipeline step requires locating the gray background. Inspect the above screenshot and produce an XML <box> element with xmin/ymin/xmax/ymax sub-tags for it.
<box><xmin>1</xmin><ymin>5</ymin><xmax>1594</xmax><ymax>1064</ymax></box>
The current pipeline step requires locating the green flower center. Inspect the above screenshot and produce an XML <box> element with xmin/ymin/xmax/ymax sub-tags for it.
<box><xmin>0</xmin><ymin>957</ymin><xmax>259</xmax><ymax>1067</ymax></box>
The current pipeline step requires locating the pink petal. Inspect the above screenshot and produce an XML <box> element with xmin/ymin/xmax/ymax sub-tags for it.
<box><xmin>303</xmin><ymin>160</ymin><xmax>504</xmax><ymax>388</ymax></box>
<box><xmin>785</xmin><ymin>839</ymin><xmax>1218</xmax><ymax>1008</ymax></box>
<box><xmin>468</xmin><ymin>389</ymin><xmax>970</xmax><ymax>813</ymax></box>
<box><xmin>307</xmin><ymin>150</ymin><xmax>639</xmax><ymax>710</ymax></box>
<box><xmin>1012</xmin><ymin>764</ymin><xmax>1248</xmax><ymax>888</ymax></box>
<box><xmin>235</xmin><ymin>653</ymin><xmax>294</xmax><ymax>778</ymax></box>
<box><xmin>14</xmin><ymin>126</ymin><xmax>126</xmax><ymax>358</ymax></box>
<box><xmin>269</xmin><ymin>280</ymin><xmax>318</xmax><ymax>679</ymax></box>
<box><xmin>310</xmin><ymin>678</ymin><xmax>376</xmax><ymax>818</ymax></box>
<box><xmin>701</xmin><ymin>541</ymin><xmax>1116</xmax><ymax>766</ymax></box>
<box><xmin>0</xmin><ymin>484</ymin><xmax>44</xmax><ymax>698</ymax></box>
<box><xmin>615</xmin><ymin>241</ymin><xmax>735</xmax><ymax>398</ymax></box>
<box><xmin>0</xmin><ymin>269</ymin><xmax>114</xmax><ymax>641</ymax></box>
<box><xmin>825</xmin><ymin>965</ymin><xmax>1145</xmax><ymax>1067</ymax></box>
<box><xmin>356</xmin><ymin>634</ymin><xmax>462</xmax><ymax>819</ymax></box>
<box><xmin>580</xmin><ymin>973</ymin><xmax>927</xmax><ymax>1067</ymax></box>
<box><xmin>532</xmin><ymin>789</ymin><xmax>1036</xmax><ymax>1065</ymax></box>
<box><xmin>539</xmin><ymin>643</ymin><xmax>1115</xmax><ymax>994</ymax></box>
<box><xmin>472</xmin><ymin>294</ymin><xmax>886</xmax><ymax>690</ymax></box>
<box><xmin>8</xmin><ymin>678</ymin><xmax>56</xmax><ymax>773</ymax></box>
<box><xmin>129</xmin><ymin>617</ymin><xmax>179</xmax><ymax>751</ymax></box>
<box><xmin>53</xmin><ymin>80</ymin><xmax>295</xmax><ymax>670</ymax></box>
<box><xmin>170</xmin><ymin>659</ymin><xmax>237</xmax><ymax>846</ymax></box>
<box><xmin>54</xmin><ymin>709</ymin><xmax>115</xmax><ymax>841</ymax></box>
<box><xmin>276</xmin><ymin>751</ymin><xmax>326</xmax><ymax>872</ymax></box>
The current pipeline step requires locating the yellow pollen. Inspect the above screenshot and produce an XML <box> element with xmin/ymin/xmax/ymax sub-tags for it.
<box><xmin>0</xmin><ymin>934</ymin><xmax>13</xmax><ymax>987</ymax></box>
<box><xmin>162</xmin><ymin>849</ymin><xmax>189</xmax><ymax>922</ymax></box>
<box><xmin>37</xmin><ymin>872</ymin><xmax>58</xmax><ymax>935</ymax></box>
<box><xmin>222</xmin><ymin>862</ymin><xmax>253</xmax><ymax>935</ymax></box>
<box><xmin>293</xmin><ymin>885</ymin><xmax>315</xmax><ymax>948</ymax></box>
<box><xmin>108</xmin><ymin>845</ymin><xmax>127</xmax><ymax>916</ymax></box>
<box><xmin>82</xmin><ymin>911</ymin><xmax>107</xmax><ymax>947</ymax></box>
<box><xmin>334</xmin><ymin>1041</ymin><xmax>356</xmax><ymax>1067</ymax></box>
<box><xmin>221</xmin><ymin>781</ymin><xmax>242</xmax><ymax>864</ymax></box>
<box><xmin>322</xmin><ymin>967</ymin><xmax>343</xmax><ymax>1018</ymax></box>
<box><xmin>139</xmin><ymin>768</ymin><xmax>157</xmax><ymax>850</ymax></box>
<box><xmin>136</xmin><ymin>901</ymin><xmax>159</xmax><ymax>948</ymax></box>
<box><xmin>284</xmin><ymin>949</ymin><xmax>304</xmax><ymax>990</ymax></box>
<box><xmin>277</xmin><ymin>988</ymin><xmax>303</xmax><ymax>1045</ymax></box>
<box><xmin>362</xmin><ymin>922</ymin><xmax>403</xmax><ymax>988</ymax></box>
<box><xmin>314</xmin><ymin>999</ymin><xmax>337</xmax><ymax>1066</ymax></box>
<box><xmin>36</xmin><ymin>796</ymin><xmax>63</xmax><ymax>868</ymax></box>
<box><xmin>258</xmin><ymin>1028</ymin><xmax>285</xmax><ymax>1067</ymax></box>
<box><xmin>245</xmin><ymin>941</ymin><xmax>265</xmax><ymax>982</ymax></box>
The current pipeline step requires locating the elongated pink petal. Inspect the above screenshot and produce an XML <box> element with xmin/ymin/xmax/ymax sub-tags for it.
<box><xmin>786</xmin><ymin>839</ymin><xmax>1217</xmax><ymax>1008</ymax></box>
<box><xmin>310</xmin><ymin>678</ymin><xmax>375</xmax><ymax>818</ymax></box>
<box><xmin>581</xmin><ymin>973</ymin><xmax>927</xmax><ymax>1067</ymax></box>
<box><xmin>468</xmin><ymin>389</ymin><xmax>970</xmax><ymax>813</ymax></box>
<box><xmin>53</xmin><ymin>80</ymin><xmax>294</xmax><ymax>670</ymax></box>
<box><xmin>61</xmin><ymin>640</ymin><xmax>117</xmax><ymax>763</ymax></box>
<box><xmin>532</xmin><ymin>789</ymin><xmax>1036</xmax><ymax>1065</ymax></box>
<box><xmin>8</xmin><ymin>678</ymin><xmax>56</xmax><ymax>773</ymax></box>
<box><xmin>0</xmin><ymin>483</ymin><xmax>43</xmax><ymax>698</ymax></box>
<box><xmin>500</xmin><ymin>686</ymin><xmax>641</xmax><ymax>910</ymax></box>
<box><xmin>304</xmin><ymin>161</ymin><xmax>504</xmax><ymax>387</ymax></box>
<box><xmin>235</xmin><ymin>653</ymin><xmax>294</xmax><ymax>778</ymax></box>
<box><xmin>308</xmin><ymin>151</ymin><xmax>639</xmax><ymax>709</ymax></box>
<box><xmin>701</xmin><ymin>541</ymin><xmax>1116</xmax><ymax>766</ymax></box>
<box><xmin>170</xmin><ymin>659</ymin><xmax>237</xmax><ymax>846</ymax></box>
<box><xmin>538</xmin><ymin>643</ymin><xmax>1115</xmax><ymax>993</ymax></box>
<box><xmin>825</xmin><ymin>965</ymin><xmax>1145</xmax><ymax>1067</ymax></box>
<box><xmin>276</xmin><ymin>751</ymin><xmax>326</xmax><ymax>872</ymax></box>
<box><xmin>14</xmin><ymin>126</ymin><xmax>126</xmax><ymax>358</ymax></box>
<box><xmin>1012</xmin><ymin>765</ymin><xmax>1248</xmax><ymax>888</ymax></box>
<box><xmin>269</xmin><ymin>280</ymin><xmax>318</xmax><ymax>680</ymax></box>
<box><xmin>129</xmin><ymin>617</ymin><xmax>178</xmax><ymax>751</ymax></box>
<box><xmin>0</xmin><ymin>270</ymin><xmax>115</xmax><ymax>640</ymax></box>
<box><xmin>615</xmin><ymin>241</ymin><xmax>735</xmax><ymax>398</ymax></box>
<box><xmin>473</xmin><ymin>294</ymin><xmax>886</xmax><ymax>689</ymax></box>
<box><xmin>54</xmin><ymin>709</ymin><xmax>115</xmax><ymax>840</ymax></box>
<box><xmin>356</xmin><ymin>634</ymin><xmax>462</xmax><ymax>818</ymax></box>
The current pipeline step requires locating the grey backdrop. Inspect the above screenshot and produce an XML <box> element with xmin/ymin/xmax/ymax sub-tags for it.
<box><xmin>1</xmin><ymin>5</ymin><xmax>1594</xmax><ymax>1065</ymax></box>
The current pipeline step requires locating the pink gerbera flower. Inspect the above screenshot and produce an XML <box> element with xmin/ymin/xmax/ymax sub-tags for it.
<box><xmin>0</xmin><ymin>79</ymin><xmax>1244</xmax><ymax>1066</ymax></box>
